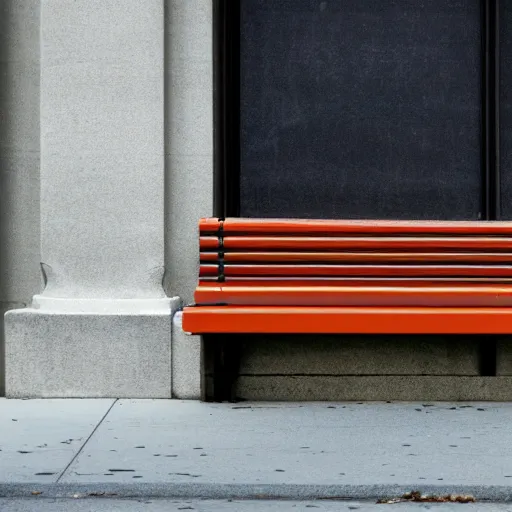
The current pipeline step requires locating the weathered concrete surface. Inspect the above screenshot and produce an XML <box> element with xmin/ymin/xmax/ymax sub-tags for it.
<box><xmin>0</xmin><ymin>399</ymin><xmax>113</xmax><ymax>482</ymax></box>
<box><xmin>5</xmin><ymin>309</ymin><xmax>176</xmax><ymax>398</ymax></box>
<box><xmin>234</xmin><ymin>335</ymin><xmax>490</xmax><ymax>401</ymax></box>
<box><xmin>4</xmin><ymin>400</ymin><xmax>512</xmax><ymax>501</ymax></box>
<box><xmin>237</xmin><ymin>376</ymin><xmax>512</xmax><ymax>401</ymax></box>
<box><xmin>38</xmin><ymin>0</ymin><xmax>166</xmax><ymax>300</ymax></box>
<box><xmin>60</xmin><ymin>400</ymin><xmax>512</xmax><ymax>496</ymax></box>
<box><xmin>239</xmin><ymin>336</ymin><xmax>481</xmax><ymax>375</ymax></box>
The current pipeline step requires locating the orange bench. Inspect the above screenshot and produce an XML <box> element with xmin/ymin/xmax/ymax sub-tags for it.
<box><xmin>182</xmin><ymin>217</ymin><xmax>512</xmax><ymax>400</ymax></box>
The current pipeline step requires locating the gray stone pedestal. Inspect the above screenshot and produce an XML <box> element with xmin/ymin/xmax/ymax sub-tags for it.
<box><xmin>6</xmin><ymin>298</ymin><xmax>179</xmax><ymax>398</ymax></box>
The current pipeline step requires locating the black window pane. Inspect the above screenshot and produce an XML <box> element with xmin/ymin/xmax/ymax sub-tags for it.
<box><xmin>239</xmin><ymin>0</ymin><xmax>482</xmax><ymax>220</ymax></box>
<box><xmin>500</xmin><ymin>1</ymin><xmax>512</xmax><ymax>219</ymax></box>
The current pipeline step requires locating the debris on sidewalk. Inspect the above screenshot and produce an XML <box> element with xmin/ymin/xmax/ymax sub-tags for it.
<box><xmin>377</xmin><ymin>490</ymin><xmax>476</xmax><ymax>504</ymax></box>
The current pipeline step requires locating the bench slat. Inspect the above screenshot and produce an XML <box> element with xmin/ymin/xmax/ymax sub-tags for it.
<box><xmin>182</xmin><ymin>306</ymin><xmax>512</xmax><ymax>334</ymax></box>
<box><xmin>199</xmin><ymin>264</ymin><xmax>512</xmax><ymax>278</ymax></box>
<box><xmin>194</xmin><ymin>283</ymin><xmax>512</xmax><ymax>307</ymax></box>
<box><xmin>200</xmin><ymin>236</ymin><xmax>512</xmax><ymax>251</ymax></box>
<box><xmin>208</xmin><ymin>218</ymin><xmax>512</xmax><ymax>236</ymax></box>
<box><xmin>199</xmin><ymin>251</ymin><xmax>512</xmax><ymax>264</ymax></box>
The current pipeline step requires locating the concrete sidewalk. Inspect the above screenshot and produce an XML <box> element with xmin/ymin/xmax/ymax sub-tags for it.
<box><xmin>2</xmin><ymin>399</ymin><xmax>512</xmax><ymax>502</ymax></box>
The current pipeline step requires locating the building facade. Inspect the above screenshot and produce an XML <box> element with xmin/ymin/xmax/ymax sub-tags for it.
<box><xmin>2</xmin><ymin>0</ymin><xmax>512</xmax><ymax>400</ymax></box>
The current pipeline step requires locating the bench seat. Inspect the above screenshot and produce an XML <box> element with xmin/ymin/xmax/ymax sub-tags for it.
<box><xmin>183</xmin><ymin>306</ymin><xmax>512</xmax><ymax>334</ymax></box>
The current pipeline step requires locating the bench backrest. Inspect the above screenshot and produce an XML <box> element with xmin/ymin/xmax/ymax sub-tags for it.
<box><xmin>195</xmin><ymin>218</ymin><xmax>512</xmax><ymax>307</ymax></box>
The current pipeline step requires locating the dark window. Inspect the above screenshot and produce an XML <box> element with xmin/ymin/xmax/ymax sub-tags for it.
<box><xmin>501</xmin><ymin>0</ymin><xmax>512</xmax><ymax>218</ymax></box>
<box><xmin>215</xmin><ymin>0</ymin><xmax>504</xmax><ymax>221</ymax></box>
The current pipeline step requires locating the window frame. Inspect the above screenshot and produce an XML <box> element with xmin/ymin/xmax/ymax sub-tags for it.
<box><xmin>214</xmin><ymin>0</ymin><xmax>501</xmax><ymax>220</ymax></box>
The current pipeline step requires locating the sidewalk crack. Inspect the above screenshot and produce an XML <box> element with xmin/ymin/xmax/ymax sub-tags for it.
<box><xmin>56</xmin><ymin>399</ymin><xmax>118</xmax><ymax>483</ymax></box>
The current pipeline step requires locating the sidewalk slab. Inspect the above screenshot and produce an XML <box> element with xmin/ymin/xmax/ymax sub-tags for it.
<box><xmin>59</xmin><ymin>400</ymin><xmax>512</xmax><ymax>495</ymax></box>
<box><xmin>0</xmin><ymin>399</ymin><xmax>114</xmax><ymax>482</ymax></box>
<box><xmin>3</xmin><ymin>400</ymin><xmax>512</xmax><ymax>501</ymax></box>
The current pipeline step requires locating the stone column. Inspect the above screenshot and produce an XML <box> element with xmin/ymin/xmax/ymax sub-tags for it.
<box><xmin>0</xmin><ymin>0</ymin><xmax>41</xmax><ymax>395</ymax></box>
<box><xmin>5</xmin><ymin>0</ymin><xmax>178</xmax><ymax>397</ymax></box>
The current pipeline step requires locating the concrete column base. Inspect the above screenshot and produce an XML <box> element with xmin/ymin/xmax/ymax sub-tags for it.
<box><xmin>171</xmin><ymin>311</ymin><xmax>201</xmax><ymax>399</ymax></box>
<box><xmin>5</xmin><ymin>297</ymin><xmax>181</xmax><ymax>398</ymax></box>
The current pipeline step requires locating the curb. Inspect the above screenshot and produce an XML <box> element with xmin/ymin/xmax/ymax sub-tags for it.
<box><xmin>0</xmin><ymin>483</ymin><xmax>512</xmax><ymax>501</ymax></box>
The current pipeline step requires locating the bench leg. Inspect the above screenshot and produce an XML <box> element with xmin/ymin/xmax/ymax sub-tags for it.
<box><xmin>202</xmin><ymin>335</ymin><xmax>241</xmax><ymax>402</ymax></box>
<box><xmin>479</xmin><ymin>336</ymin><xmax>497</xmax><ymax>376</ymax></box>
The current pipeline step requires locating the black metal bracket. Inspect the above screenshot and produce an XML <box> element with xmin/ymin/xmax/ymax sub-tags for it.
<box><xmin>217</xmin><ymin>220</ymin><xmax>225</xmax><ymax>282</ymax></box>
